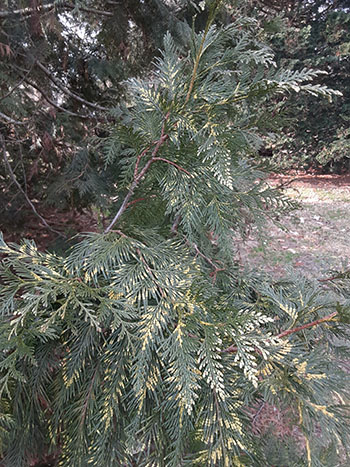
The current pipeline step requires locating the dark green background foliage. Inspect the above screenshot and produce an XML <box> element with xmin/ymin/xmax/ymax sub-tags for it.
<box><xmin>242</xmin><ymin>0</ymin><xmax>350</xmax><ymax>171</ymax></box>
<box><xmin>1</xmin><ymin>1</ymin><xmax>350</xmax><ymax>466</ymax></box>
<box><xmin>0</xmin><ymin>0</ymin><xmax>218</xmax><ymax>219</ymax></box>
<box><xmin>0</xmin><ymin>0</ymin><xmax>349</xmax><ymax>229</ymax></box>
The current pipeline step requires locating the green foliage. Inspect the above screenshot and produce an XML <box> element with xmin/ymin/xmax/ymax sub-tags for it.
<box><xmin>245</xmin><ymin>1</ymin><xmax>350</xmax><ymax>171</ymax></box>
<box><xmin>1</xmin><ymin>7</ymin><xmax>350</xmax><ymax>466</ymax></box>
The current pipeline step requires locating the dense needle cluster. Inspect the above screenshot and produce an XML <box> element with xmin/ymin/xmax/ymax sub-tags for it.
<box><xmin>0</xmin><ymin>12</ymin><xmax>349</xmax><ymax>466</ymax></box>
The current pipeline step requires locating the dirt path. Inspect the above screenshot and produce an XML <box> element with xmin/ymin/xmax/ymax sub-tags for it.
<box><xmin>236</xmin><ymin>174</ymin><xmax>350</xmax><ymax>279</ymax></box>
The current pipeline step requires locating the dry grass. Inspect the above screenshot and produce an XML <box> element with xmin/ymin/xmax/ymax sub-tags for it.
<box><xmin>236</xmin><ymin>175</ymin><xmax>350</xmax><ymax>279</ymax></box>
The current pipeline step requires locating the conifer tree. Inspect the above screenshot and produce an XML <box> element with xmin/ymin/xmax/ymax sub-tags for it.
<box><xmin>239</xmin><ymin>0</ymin><xmax>350</xmax><ymax>171</ymax></box>
<box><xmin>0</xmin><ymin>3</ymin><xmax>350</xmax><ymax>466</ymax></box>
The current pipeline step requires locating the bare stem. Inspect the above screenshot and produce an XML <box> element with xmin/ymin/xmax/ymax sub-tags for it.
<box><xmin>0</xmin><ymin>3</ymin><xmax>114</xmax><ymax>18</ymax></box>
<box><xmin>152</xmin><ymin>157</ymin><xmax>191</xmax><ymax>175</ymax></box>
<box><xmin>0</xmin><ymin>63</ymin><xmax>35</xmax><ymax>103</ymax></box>
<box><xmin>36</xmin><ymin>61</ymin><xmax>109</xmax><ymax>111</ymax></box>
<box><xmin>104</xmin><ymin>180</ymin><xmax>140</xmax><ymax>234</ymax></box>
<box><xmin>24</xmin><ymin>78</ymin><xmax>91</xmax><ymax>119</ymax></box>
<box><xmin>0</xmin><ymin>111</ymin><xmax>26</xmax><ymax>126</ymax></box>
<box><xmin>104</xmin><ymin>114</ymin><xmax>171</xmax><ymax>233</ymax></box>
<box><xmin>277</xmin><ymin>311</ymin><xmax>338</xmax><ymax>339</ymax></box>
<box><xmin>192</xmin><ymin>242</ymin><xmax>225</xmax><ymax>283</ymax></box>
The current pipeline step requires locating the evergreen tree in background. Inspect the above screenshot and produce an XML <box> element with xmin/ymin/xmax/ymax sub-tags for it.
<box><xmin>0</xmin><ymin>0</ymin><xmax>349</xmax><ymax>237</ymax></box>
<box><xmin>0</xmin><ymin>0</ymin><xmax>198</xmax><ymax>224</ymax></box>
<box><xmin>241</xmin><ymin>0</ymin><xmax>350</xmax><ymax>171</ymax></box>
<box><xmin>1</xmin><ymin>3</ymin><xmax>350</xmax><ymax>465</ymax></box>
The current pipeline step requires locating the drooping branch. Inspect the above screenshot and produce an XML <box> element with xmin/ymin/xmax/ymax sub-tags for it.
<box><xmin>0</xmin><ymin>3</ymin><xmax>114</xmax><ymax>19</ymax></box>
<box><xmin>0</xmin><ymin>63</ymin><xmax>35</xmax><ymax>103</ymax></box>
<box><xmin>24</xmin><ymin>78</ymin><xmax>92</xmax><ymax>119</ymax></box>
<box><xmin>62</xmin><ymin>3</ymin><xmax>114</xmax><ymax>17</ymax></box>
<box><xmin>0</xmin><ymin>3</ymin><xmax>55</xmax><ymax>18</ymax></box>
<box><xmin>0</xmin><ymin>111</ymin><xmax>26</xmax><ymax>125</ymax></box>
<box><xmin>0</xmin><ymin>133</ymin><xmax>64</xmax><ymax>237</ymax></box>
<box><xmin>35</xmin><ymin>61</ymin><xmax>109</xmax><ymax>112</ymax></box>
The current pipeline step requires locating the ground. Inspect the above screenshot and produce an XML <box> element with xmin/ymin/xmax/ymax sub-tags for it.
<box><xmin>3</xmin><ymin>174</ymin><xmax>350</xmax><ymax>279</ymax></box>
<box><xmin>235</xmin><ymin>173</ymin><xmax>350</xmax><ymax>456</ymax></box>
<box><xmin>236</xmin><ymin>173</ymin><xmax>350</xmax><ymax>279</ymax></box>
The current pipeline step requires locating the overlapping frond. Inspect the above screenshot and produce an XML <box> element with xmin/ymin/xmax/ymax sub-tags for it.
<box><xmin>0</xmin><ymin>15</ymin><xmax>349</xmax><ymax>467</ymax></box>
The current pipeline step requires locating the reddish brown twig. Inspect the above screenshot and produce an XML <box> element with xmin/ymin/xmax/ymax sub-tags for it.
<box><xmin>222</xmin><ymin>311</ymin><xmax>338</xmax><ymax>354</ymax></box>
<box><xmin>192</xmin><ymin>242</ymin><xmax>225</xmax><ymax>283</ymax></box>
<box><xmin>209</xmin><ymin>267</ymin><xmax>225</xmax><ymax>283</ymax></box>
<box><xmin>222</xmin><ymin>344</ymin><xmax>237</xmax><ymax>353</ymax></box>
<box><xmin>134</xmin><ymin>147</ymin><xmax>151</xmax><ymax>178</ymax></box>
<box><xmin>277</xmin><ymin>311</ymin><xmax>337</xmax><ymax>339</ymax></box>
<box><xmin>318</xmin><ymin>273</ymin><xmax>349</xmax><ymax>283</ymax></box>
<box><xmin>152</xmin><ymin>157</ymin><xmax>191</xmax><ymax>176</ymax></box>
<box><xmin>104</xmin><ymin>112</ymin><xmax>193</xmax><ymax>233</ymax></box>
<box><xmin>108</xmin><ymin>229</ymin><xmax>127</xmax><ymax>237</ymax></box>
<box><xmin>171</xmin><ymin>215</ymin><xmax>181</xmax><ymax>234</ymax></box>
<box><xmin>126</xmin><ymin>197</ymin><xmax>147</xmax><ymax>208</ymax></box>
